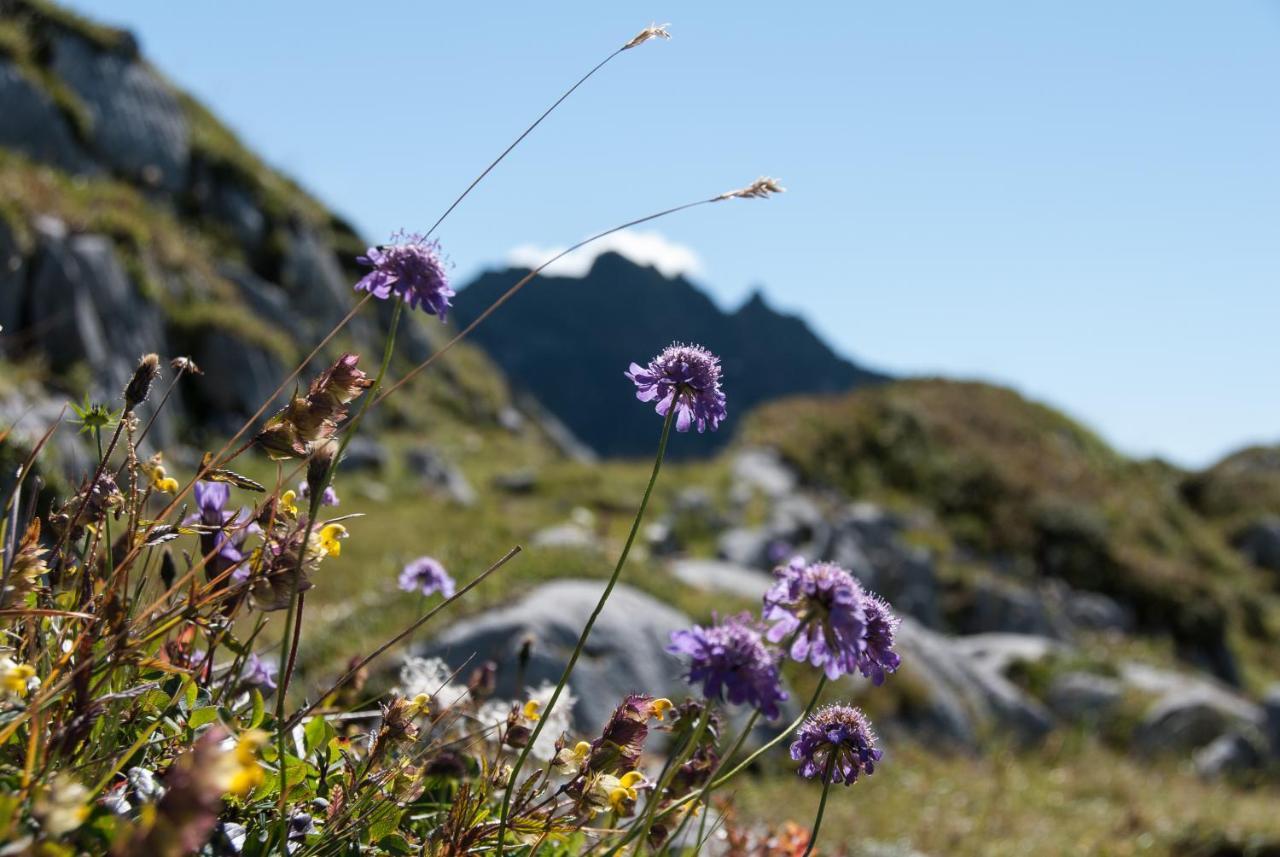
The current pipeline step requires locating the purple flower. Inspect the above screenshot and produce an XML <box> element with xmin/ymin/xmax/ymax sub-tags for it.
<box><xmin>857</xmin><ymin>591</ymin><xmax>902</xmax><ymax>685</ymax></box>
<box><xmin>790</xmin><ymin>704</ymin><xmax>881</xmax><ymax>786</ymax></box>
<box><xmin>190</xmin><ymin>481</ymin><xmax>255</xmax><ymax>584</ymax></box>
<box><xmin>239</xmin><ymin>653</ymin><xmax>278</xmax><ymax>692</ymax></box>
<box><xmin>626</xmin><ymin>343</ymin><xmax>727</xmax><ymax>433</ymax></box>
<box><xmin>667</xmin><ymin>613</ymin><xmax>788</xmax><ymax>719</ymax></box>
<box><xmin>298</xmin><ymin>481</ymin><xmax>340</xmax><ymax>508</ymax></box>
<box><xmin>355</xmin><ymin>231</ymin><xmax>454</xmax><ymax>318</ymax></box>
<box><xmin>763</xmin><ymin>558</ymin><xmax>868</xmax><ymax>680</ymax></box>
<box><xmin>398</xmin><ymin>556</ymin><xmax>456</xmax><ymax>598</ymax></box>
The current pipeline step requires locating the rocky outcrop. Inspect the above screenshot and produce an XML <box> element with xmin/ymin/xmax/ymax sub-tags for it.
<box><xmin>418</xmin><ymin>580</ymin><xmax>692</xmax><ymax>731</ymax></box>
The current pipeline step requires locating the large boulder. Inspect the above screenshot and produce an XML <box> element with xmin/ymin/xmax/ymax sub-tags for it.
<box><xmin>950</xmin><ymin>575</ymin><xmax>1071</xmax><ymax>640</ymax></box>
<box><xmin>878</xmin><ymin>620</ymin><xmax>1057</xmax><ymax>748</ymax></box>
<box><xmin>669</xmin><ymin>558</ymin><xmax>771</xmax><ymax>601</ymax></box>
<box><xmin>50</xmin><ymin>33</ymin><xmax>189</xmax><ymax>192</ymax></box>
<box><xmin>418</xmin><ymin>581</ymin><xmax>692</xmax><ymax>732</ymax></box>
<box><xmin>1126</xmin><ymin>663</ymin><xmax>1265</xmax><ymax>755</ymax></box>
<box><xmin>1193</xmin><ymin>731</ymin><xmax>1267</xmax><ymax>780</ymax></box>
<box><xmin>405</xmin><ymin>446</ymin><xmax>476</xmax><ymax>506</ymax></box>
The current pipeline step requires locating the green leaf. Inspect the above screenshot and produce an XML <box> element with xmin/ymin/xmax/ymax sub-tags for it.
<box><xmin>304</xmin><ymin>716</ymin><xmax>336</xmax><ymax>755</ymax></box>
<box><xmin>376</xmin><ymin>834</ymin><xmax>413</xmax><ymax>855</ymax></box>
<box><xmin>247</xmin><ymin>688</ymin><xmax>265</xmax><ymax>729</ymax></box>
<box><xmin>189</xmin><ymin>706</ymin><xmax>220</xmax><ymax>729</ymax></box>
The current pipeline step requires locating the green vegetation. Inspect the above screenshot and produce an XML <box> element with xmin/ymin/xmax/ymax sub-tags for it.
<box><xmin>742</xmin><ymin>379</ymin><xmax>1280</xmax><ymax>686</ymax></box>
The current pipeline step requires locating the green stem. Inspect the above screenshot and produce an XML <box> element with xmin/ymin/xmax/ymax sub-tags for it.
<box><xmin>94</xmin><ymin>427</ymin><xmax>114</xmax><ymax>573</ymax></box>
<box><xmin>799</xmin><ymin>756</ymin><xmax>837</xmax><ymax>857</ymax></box>
<box><xmin>707</xmin><ymin>676</ymin><xmax>827</xmax><ymax>790</ymax></box>
<box><xmin>632</xmin><ymin>704</ymin><xmax>712</xmax><ymax>855</ymax></box>
<box><xmin>275</xmin><ymin>298</ymin><xmax>401</xmax><ymax>856</ymax></box>
<box><xmin>496</xmin><ymin>404</ymin><xmax>678</xmax><ymax>855</ymax></box>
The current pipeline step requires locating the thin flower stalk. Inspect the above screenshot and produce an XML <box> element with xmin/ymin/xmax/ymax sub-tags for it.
<box><xmin>800</xmin><ymin>756</ymin><xmax>837</xmax><ymax>857</ymax></box>
<box><xmin>495</xmin><ymin>404</ymin><xmax>678</xmax><ymax>855</ymax></box>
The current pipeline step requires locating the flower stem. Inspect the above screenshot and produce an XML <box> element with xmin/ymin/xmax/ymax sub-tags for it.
<box><xmin>800</xmin><ymin>756</ymin><xmax>837</xmax><ymax>857</ymax></box>
<box><xmin>495</xmin><ymin>404</ymin><xmax>677</xmax><ymax>855</ymax></box>
<box><xmin>275</xmin><ymin>298</ymin><xmax>402</xmax><ymax>856</ymax></box>
<box><xmin>631</xmin><ymin>703</ymin><xmax>712</xmax><ymax>855</ymax></box>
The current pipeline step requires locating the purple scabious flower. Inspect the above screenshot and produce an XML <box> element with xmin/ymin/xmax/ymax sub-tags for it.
<box><xmin>398</xmin><ymin>556</ymin><xmax>456</xmax><ymax>598</ymax></box>
<box><xmin>789</xmin><ymin>704</ymin><xmax>881</xmax><ymax>786</ymax></box>
<box><xmin>763</xmin><ymin>557</ymin><xmax>868</xmax><ymax>680</ymax></box>
<box><xmin>355</xmin><ymin>231</ymin><xmax>454</xmax><ymax>318</ymax></box>
<box><xmin>626</xmin><ymin>343</ymin><xmax>727</xmax><ymax>433</ymax></box>
<box><xmin>858</xmin><ymin>590</ymin><xmax>902</xmax><ymax>685</ymax></box>
<box><xmin>298</xmin><ymin>481</ymin><xmax>340</xmax><ymax>508</ymax></box>
<box><xmin>667</xmin><ymin>613</ymin><xmax>788</xmax><ymax>719</ymax></box>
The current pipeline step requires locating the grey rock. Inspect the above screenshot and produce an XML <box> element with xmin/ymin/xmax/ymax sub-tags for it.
<box><xmin>492</xmin><ymin>469</ymin><xmax>538</xmax><ymax>494</ymax></box>
<box><xmin>497</xmin><ymin>406</ymin><xmax>525</xmax><ymax>433</ymax></box>
<box><xmin>716</xmin><ymin>527</ymin><xmax>772</xmax><ymax>568</ymax></box>
<box><xmin>340</xmin><ymin>436</ymin><xmax>387</xmax><ymax>472</ymax></box>
<box><xmin>669</xmin><ymin>558</ymin><xmax>771</xmax><ymax>600</ymax></box>
<box><xmin>26</xmin><ymin>229</ymin><xmax>172</xmax><ymax>443</ymax></box>
<box><xmin>643</xmin><ymin>520</ymin><xmax>679</xmax><ymax>558</ymax></box>
<box><xmin>825</xmin><ymin>503</ymin><xmax>942</xmax><ymax>627</ymax></box>
<box><xmin>189</xmin><ymin>167</ymin><xmax>266</xmax><ymax>249</ymax></box>
<box><xmin>223</xmin><ymin>266</ymin><xmax>305</xmax><ymax>344</ymax></box>
<box><xmin>1131</xmin><ymin>671</ymin><xmax>1265</xmax><ymax>755</ymax></box>
<box><xmin>1058</xmin><ymin>586</ymin><xmax>1134</xmax><ymax>633</ymax></box>
<box><xmin>279</xmin><ymin>227</ymin><xmax>358</xmax><ymax>336</ymax></box>
<box><xmin>1233</xmin><ymin>516</ymin><xmax>1280</xmax><ymax>574</ymax></box>
<box><xmin>1261</xmin><ymin>685</ymin><xmax>1280</xmax><ymax>758</ymax></box>
<box><xmin>420</xmin><ymin>580</ymin><xmax>692</xmax><ymax>731</ymax></box>
<box><xmin>0</xmin><ymin>59</ymin><xmax>96</xmax><ymax>174</ymax></box>
<box><xmin>0</xmin><ymin>220</ymin><xmax>24</xmax><ymax>348</ymax></box>
<box><xmin>955</xmin><ymin>576</ymin><xmax>1071</xmax><ymax>640</ymax></box>
<box><xmin>730</xmin><ymin>448</ymin><xmax>797</xmax><ymax>500</ymax></box>
<box><xmin>193</xmin><ymin>330</ymin><xmax>284</xmax><ymax>432</ymax></box>
<box><xmin>531</xmin><ymin>523</ymin><xmax>598</xmax><ymax>551</ymax></box>
<box><xmin>1194</xmin><ymin>731</ymin><xmax>1266</xmax><ymax>779</ymax></box>
<box><xmin>51</xmin><ymin>34</ymin><xmax>189</xmax><ymax>192</ymax></box>
<box><xmin>404</xmin><ymin>446</ymin><xmax>476</xmax><ymax>506</ymax></box>
<box><xmin>1045</xmin><ymin>671</ymin><xmax>1124</xmax><ymax>722</ymax></box>
<box><xmin>884</xmin><ymin>620</ymin><xmax>1057</xmax><ymax>747</ymax></box>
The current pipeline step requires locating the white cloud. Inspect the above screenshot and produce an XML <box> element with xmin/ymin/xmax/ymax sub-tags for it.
<box><xmin>504</xmin><ymin>229</ymin><xmax>703</xmax><ymax>279</ymax></box>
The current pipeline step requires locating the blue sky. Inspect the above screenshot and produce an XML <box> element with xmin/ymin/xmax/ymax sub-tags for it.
<box><xmin>65</xmin><ymin>1</ymin><xmax>1280</xmax><ymax>467</ymax></box>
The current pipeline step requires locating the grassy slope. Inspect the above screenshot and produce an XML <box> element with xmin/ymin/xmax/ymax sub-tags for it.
<box><xmin>741</xmin><ymin>379</ymin><xmax>1280</xmax><ymax>689</ymax></box>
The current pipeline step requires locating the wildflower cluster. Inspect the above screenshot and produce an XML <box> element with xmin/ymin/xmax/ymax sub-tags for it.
<box><xmin>0</xmin><ymin>17</ymin><xmax>806</xmax><ymax>857</ymax></box>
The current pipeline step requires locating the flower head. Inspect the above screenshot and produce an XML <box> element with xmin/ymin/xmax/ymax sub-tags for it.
<box><xmin>667</xmin><ymin>613</ymin><xmax>788</xmax><ymax>719</ymax></box>
<box><xmin>299</xmin><ymin>480</ymin><xmax>340</xmax><ymax>507</ymax></box>
<box><xmin>715</xmin><ymin>177</ymin><xmax>786</xmax><ymax>201</ymax></box>
<box><xmin>623</xmin><ymin>22</ymin><xmax>671</xmax><ymax>50</ymax></box>
<box><xmin>355</xmin><ymin>231</ymin><xmax>454</xmax><ymax>318</ymax></box>
<box><xmin>626</xmin><ymin>343</ymin><xmax>727</xmax><ymax>433</ymax></box>
<box><xmin>789</xmin><ymin>704</ymin><xmax>881</xmax><ymax>786</ymax></box>
<box><xmin>858</xmin><ymin>590</ymin><xmax>902</xmax><ymax>685</ymax></box>
<box><xmin>190</xmin><ymin>481</ymin><xmax>255</xmax><ymax>585</ymax></box>
<box><xmin>0</xmin><ymin>656</ymin><xmax>38</xmax><ymax>700</ymax></box>
<box><xmin>239</xmin><ymin>653</ymin><xmax>278</xmax><ymax>692</ymax></box>
<box><xmin>763</xmin><ymin>558</ymin><xmax>868</xmax><ymax>680</ymax></box>
<box><xmin>398</xmin><ymin>556</ymin><xmax>456</xmax><ymax>598</ymax></box>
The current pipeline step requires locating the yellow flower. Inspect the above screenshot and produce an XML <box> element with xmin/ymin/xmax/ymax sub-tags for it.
<box><xmin>0</xmin><ymin>657</ymin><xmax>37</xmax><ymax>699</ymax></box>
<box><xmin>318</xmin><ymin>523</ymin><xmax>347</xmax><ymax>557</ymax></box>
<box><xmin>225</xmin><ymin>729</ymin><xmax>268</xmax><ymax>796</ymax></box>
<box><xmin>522</xmin><ymin>699</ymin><xmax>542</xmax><ymax>721</ymax></box>
<box><xmin>607</xmin><ymin>770</ymin><xmax>645</xmax><ymax>813</ymax></box>
<box><xmin>280</xmin><ymin>489</ymin><xmax>299</xmax><ymax>517</ymax></box>
<box><xmin>406</xmin><ymin>693</ymin><xmax>432</xmax><ymax>718</ymax></box>
<box><xmin>649</xmin><ymin>698</ymin><xmax>674</xmax><ymax>721</ymax></box>
<box><xmin>553</xmin><ymin>740</ymin><xmax>593</xmax><ymax>770</ymax></box>
<box><xmin>143</xmin><ymin>455</ymin><xmax>180</xmax><ymax>494</ymax></box>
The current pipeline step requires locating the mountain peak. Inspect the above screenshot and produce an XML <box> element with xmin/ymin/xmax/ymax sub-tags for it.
<box><xmin>454</xmin><ymin>256</ymin><xmax>887</xmax><ymax>457</ymax></box>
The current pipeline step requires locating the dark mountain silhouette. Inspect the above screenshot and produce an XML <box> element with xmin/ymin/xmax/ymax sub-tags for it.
<box><xmin>453</xmin><ymin>251</ymin><xmax>888</xmax><ymax>457</ymax></box>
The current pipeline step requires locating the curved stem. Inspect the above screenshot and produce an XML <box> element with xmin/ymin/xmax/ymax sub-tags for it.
<box><xmin>495</xmin><ymin>405</ymin><xmax>677</xmax><ymax>855</ymax></box>
<box><xmin>800</xmin><ymin>756</ymin><xmax>837</xmax><ymax>857</ymax></box>
<box><xmin>708</xmin><ymin>676</ymin><xmax>826</xmax><ymax>791</ymax></box>
<box><xmin>424</xmin><ymin>48</ymin><xmax>625</xmax><ymax>239</ymax></box>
